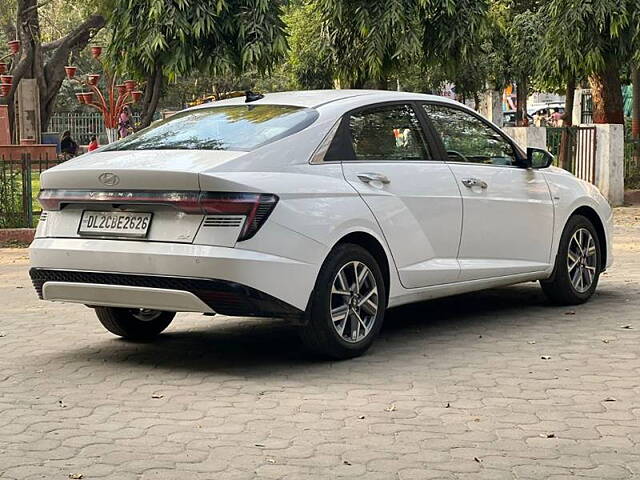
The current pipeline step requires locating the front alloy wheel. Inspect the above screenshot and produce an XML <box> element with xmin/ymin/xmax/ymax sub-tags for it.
<box><xmin>566</xmin><ymin>228</ymin><xmax>598</xmax><ymax>293</ymax></box>
<box><xmin>300</xmin><ymin>244</ymin><xmax>387</xmax><ymax>359</ymax></box>
<box><xmin>541</xmin><ymin>214</ymin><xmax>601</xmax><ymax>305</ymax></box>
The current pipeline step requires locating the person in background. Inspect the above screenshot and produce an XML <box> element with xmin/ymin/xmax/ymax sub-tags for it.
<box><xmin>60</xmin><ymin>131</ymin><xmax>79</xmax><ymax>157</ymax></box>
<box><xmin>533</xmin><ymin>109</ymin><xmax>547</xmax><ymax>127</ymax></box>
<box><xmin>551</xmin><ymin>107</ymin><xmax>564</xmax><ymax>127</ymax></box>
<box><xmin>118</xmin><ymin>105</ymin><xmax>132</xmax><ymax>139</ymax></box>
<box><xmin>88</xmin><ymin>135</ymin><xmax>99</xmax><ymax>152</ymax></box>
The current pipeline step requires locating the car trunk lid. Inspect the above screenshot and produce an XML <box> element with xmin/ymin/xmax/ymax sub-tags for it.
<box><xmin>37</xmin><ymin>149</ymin><xmax>251</xmax><ymax>245</ymax></box>
<box><xmin>40</xmin><ymin>149</ymin><xmax>246</xmax><ymax>191</ymax></box>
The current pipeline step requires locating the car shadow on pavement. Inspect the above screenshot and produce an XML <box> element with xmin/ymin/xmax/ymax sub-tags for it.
<box><xmin>43</xmin><ymin>281</ymin><xmax>620</xmax><ymax>376</ymax></box>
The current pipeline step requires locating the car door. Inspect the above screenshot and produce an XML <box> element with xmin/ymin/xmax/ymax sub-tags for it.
<box><xmin>329</xmin><ymin>102</ymin><xmax>463</xmax><ymax>288</ymax></box>
<box><xmin>421</xmin><ymin>102</ymin><xmax>554</xmax><ymax>282</ymax></box>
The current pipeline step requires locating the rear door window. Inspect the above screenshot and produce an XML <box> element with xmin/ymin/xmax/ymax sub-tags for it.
<box><xmin>342</xmin><ymin>104</ymin><xmax>431</xmax><ymax>161</ymax></box>
<box><xmin>103</xmin><ymin>105</ymin><xmax>318</xmax><ymax>152</ymax></box>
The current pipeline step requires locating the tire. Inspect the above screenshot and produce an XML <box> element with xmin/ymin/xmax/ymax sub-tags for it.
<box><xmin>540</xmin><ymin>214</ymin><xmax>602</xmax><ymax>305</ymax></box>
<box><xmin>299</xmin><ymin>243</ymin><xmax>387</xmax><ymax>359</ymax></box>
<box><xmin>94</xmin><ymin>307</ymin><xmax>175</xmax><ymax>340</ymax></box>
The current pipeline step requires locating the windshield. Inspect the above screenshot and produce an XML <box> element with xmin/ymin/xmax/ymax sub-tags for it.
<box><xmin>103</xmin><ymin>105</ymin><xmax>318</xmax><ymax>152</ymax></box>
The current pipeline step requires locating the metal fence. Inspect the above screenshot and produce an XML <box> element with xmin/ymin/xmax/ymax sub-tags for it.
<box><xmin>48</xmin><ymin>112</ymin><xmax>141</xmax><ymax>145</ymax></box>
<box><xmin>547</xmin><ymin>126</ymin><xmax>597</xmax><ymax>184</ymax></box>
<box><xmin>0</xmin><ymin>152</ymin><xmax>65</xmax><ymax>228</ymax></box>
<box><xmin>581</xmin><ymin>91</ymin><xmax>593</xmax><ymax>124</ymax></box>
<box><xmin>624</xmin><ymin>137</ymin><xmax>640</xmax><ymax>189</ymax></box>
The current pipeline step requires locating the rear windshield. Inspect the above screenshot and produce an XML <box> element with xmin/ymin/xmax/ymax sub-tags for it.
<box><xmin>103</xmin><ymin>105</ymin><xmax>318</xmax><ymax>152</ymax></box>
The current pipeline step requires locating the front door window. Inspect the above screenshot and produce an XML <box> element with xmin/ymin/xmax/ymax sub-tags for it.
<box><xmin>422</xmin><ymin>104</ymin><xmax>517</xmax><ymax>166</ymax></box>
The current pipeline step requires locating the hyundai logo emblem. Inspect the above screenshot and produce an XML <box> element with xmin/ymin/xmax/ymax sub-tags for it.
<box><xmin>98</xmin><ymin>172</ymin><xmax>120</xmax><ymax>186</ymax></box>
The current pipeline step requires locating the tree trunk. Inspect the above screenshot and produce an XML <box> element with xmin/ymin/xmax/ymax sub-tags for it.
<box><xmin>632</xmin><ymin>65</ymin><xmax>640</xmax><ymax>163</ymax></box>
<box><xmin>558</xmin><ymin>76</ymin><xmax>576</xmax><ymax>170</ymax></box>
<box><xmin>589</xmin><ymin>62</ymin><xmax>624</xmax><ymax>124</ymax></box>
<box><xmin>140</xmin><ymin>65</ymin><xmax>164</xmax><ymax>128</ymax></box>
<box><xmin>516</xmin><ymin>76</ymin><xmax>528</xmax><ymax>126</ymax></box>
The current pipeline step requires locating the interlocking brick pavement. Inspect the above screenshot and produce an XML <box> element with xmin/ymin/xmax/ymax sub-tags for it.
<box><xmin>1</xmin><ymin>207</ymin><xmax>639</xmax><ymax>479</ymax></box>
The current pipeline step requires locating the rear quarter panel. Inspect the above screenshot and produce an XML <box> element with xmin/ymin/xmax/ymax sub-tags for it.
<box><xmin>199</xmin><ymin>163</ymin><xmax>404</xmax><ymax>309</ymax></box>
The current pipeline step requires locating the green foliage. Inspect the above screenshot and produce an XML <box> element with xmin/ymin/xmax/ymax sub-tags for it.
<box><xmin>314</xmin><ymin>0</ymin><xmax>492</xmax><ymax>94</ymax></box>
<box><xmin>0</xmin><ymin>167</ymin><xmax>26</xmax><ymax>229</ymax></box>
<box><xmin>314</xmin><ymin>0</ymin><xmax>424</xmax><ymax>86</ymax></box>
<box><xmin>106</xmin><ymin>0</ymin><xmax>288</xmax><ymax>80</ymax></box>
<box><xmin>538</xmin><ymin>0</ymin><xmax>640</xmax><ymax>86</ymax></box>
<box><xmin>158</xmin><ymin>69</ymin><xmax>295</xmax><ymax>109</ymax></box>
<box><xmin>505</xmin><ymin>10</ymin><xmax>541</xmax><ymax>81</ymax></box>
<box><xmin>284</xmin><ymin>1</ymin><xmax>334</xmax><ymax>89</ymax></box>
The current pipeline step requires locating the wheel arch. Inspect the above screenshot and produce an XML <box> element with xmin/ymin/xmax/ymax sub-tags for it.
<box><xmin>569</xmin><ymin>205</ymin><xmax>607</xmax><ymax>270</ymax></box>
<box><xmin>333</xmin><ymin>231</ymin><xmax>391</xmax><ymax>302</ymax></box>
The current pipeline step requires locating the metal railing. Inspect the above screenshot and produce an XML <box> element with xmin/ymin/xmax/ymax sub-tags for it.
<box><xmin>48</xmin><ymin>112</ymin><xmax>141</xmax><ymax>145</ymax></box>
<box><xmin>0</xmin><ymin>152</ymin><xmax>66</xmax><ymax>228</ymax></box>
<box><xmin>547</xmin><ymin>126</ymin><xmax>597</xmax><ymax>184</ymax></box>
<box><xmin>581</xmin><ymin>92</ymin><xmax>593</xmax><ymax>124</ymax></box>
<box><xmin>624</xmin><ymin>137</ymin><xmax>640</xmax><ymax>189</ymax></box>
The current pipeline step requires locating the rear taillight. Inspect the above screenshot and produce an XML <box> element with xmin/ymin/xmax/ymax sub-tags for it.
<box><xmin>199</xmin><ymin>193</ymin><xmax>278</xmax><ymax>241</ymax></box>
<box><xmin>38</xmin><ymin>190</ymin><xmax>278</xmax><ymax>241</ymax></box>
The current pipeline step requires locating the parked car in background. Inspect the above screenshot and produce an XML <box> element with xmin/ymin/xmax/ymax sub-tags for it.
<box><xmin>529</xmin><ymin>103</ymin><xmax>566</xmax><ymax>118</ymax></box>
<box><xmin>502</xmin><ymin>110</ymin><xmax>534</xmax><ymax>127</ymax></box>
<box><xmin>30</xmin><ymin>90</ymin><xmax>613</xmax><ymax>358</ymax></box>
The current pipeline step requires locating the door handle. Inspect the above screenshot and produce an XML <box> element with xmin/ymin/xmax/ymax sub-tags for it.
<box><xmin>357</xmin><ymin>173</ymin><xmax>391</xmax><ymax>184</ymax></box>
<box><xmin>461</xmin><ymin>178</ymin><xmax>488</xmax><ymax>189</ymax></box>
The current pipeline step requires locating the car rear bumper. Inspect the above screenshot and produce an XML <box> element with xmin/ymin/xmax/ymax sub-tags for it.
<box><xmin>29</xmin><ymin>238</ymin><xmax>318</xmax><ymax>315</ymax></box>
<box><xmin>30</xmin><ymin>268</ymin><xmax>303</xmax><ymax>319</ymax></box>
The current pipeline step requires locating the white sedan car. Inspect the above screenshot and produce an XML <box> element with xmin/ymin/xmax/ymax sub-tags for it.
<box><xmin>30</xmin><ymin>90</ymin><xmax>612</xmax><ymax>358</ymax></box>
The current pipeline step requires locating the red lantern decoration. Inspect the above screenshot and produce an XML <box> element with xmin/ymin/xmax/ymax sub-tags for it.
<box><xmin>81</xmin><ymin>92</ymin><xmax>94</xmax><ymax>104</ymax></box>
<box><xmin>87</xmin><ymin>74</ymin><xmax>101</xmax><ymax>86</ymax></box>
<box><xmin>7</xmin><ymin>40</ymin><xmax>20</xmax><ymax>55</ymax></box>
<box><xmin>90</xmin><ymin>46</ymin><xmax>102</xmax><ymax>59</ymax></box>
<box><xmin>131</xmin><ymin>90</ymin><xmax>143</xmax><ymax>102</ymax></box>
<box><xmin>0</xmin><ymin>63</ymin><xmax>6</xmax><ymax>74</ymax></box>
<box><xmin>75</xmin><ymin>92</ymin><xmax>86</xmax><ymax>104</ymax></box>
<box><xmin>0</xmin><ymin>83</ymin><xmax>11</xmax><ymax>97</ymax></box>
<box><xmin>0</xmin><ymin>75</ymin><xmax>13</xmax><ymax>85</ymax></box>
<box><xmin>124</xmin><ymin>80</ymin><xmax>136</xmax><ymax>92</ymax></box>
<box><xmin>64</xmin><ymin>66</ymin><xmax>77</xmax><ymax>79</ymax></box>
<box><xmin>116</xmin><ymin>84</ymin><xmax>127</xmax><ymax>95</ymax></box>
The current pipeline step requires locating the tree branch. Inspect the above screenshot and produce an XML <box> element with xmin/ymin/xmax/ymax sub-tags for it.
<box><xmin>41</xmin><ymin>37</ymin><xmax>65</xmax><ymax>51</ymax></box>
<box><xmin>43</xmin><ymin>14</ymin><xmax>105</xmax><ymax>91</ymax></box>
<box><xmin>42</xmin><ymin>14</ymin><xmax>105</xmax><ymax>53</ymax></box>
<box><xmin>21</xmin><ymin>0</ymin><xmax>56</xmax><ymax>16</ymax></box>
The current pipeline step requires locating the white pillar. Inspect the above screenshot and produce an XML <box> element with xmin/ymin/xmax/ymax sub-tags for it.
<box><xmin>572</xmin><ymin>88</ymin><xmax>583</xmax><ymax>126</ymax></box>
<box><xmin>502</xmin><ymin>126</ymin><xmax>547</xmax><ymax>151</ymax></box>
<box><xmin>594</xmin><ymin>124</ymin><xmax>624</xmax><ymax>206</ymax></box>
<box><xmin>480</xmin><ymin>89</ymin><xmax>503</xmax><ymax>126</ymax></box>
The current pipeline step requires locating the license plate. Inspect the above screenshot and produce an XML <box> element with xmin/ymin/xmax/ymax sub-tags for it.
<box><xmin>78</xmin><ymin>211</ymin><xmax>152</xmax><ymax>238</ymax></box>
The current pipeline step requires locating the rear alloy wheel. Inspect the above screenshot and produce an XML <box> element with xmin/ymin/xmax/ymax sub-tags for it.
<box><xmin>540</xmin><ymin>215</ymin><xmax>601</xmax><ymax>305</ymax></box>
<box><xmin>95</xmin><ymin>306</ymin><xmax>175</xmax><ymax>340</ymax></box>
<box><xmin>330</xmin><ymin>261</ymin><xmax>379</xmax><ymax>343</ymax></box>
<box><xmin>299</xmin><ymin>244</ymin><xmax>386</xmax><ymax>359</ymax></box>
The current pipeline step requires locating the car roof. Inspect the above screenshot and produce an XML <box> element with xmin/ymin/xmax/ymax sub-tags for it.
<box><xmin>188</xmin><ymin>89</ymin><xmax>463</xmax><ymax>110</ymax></box>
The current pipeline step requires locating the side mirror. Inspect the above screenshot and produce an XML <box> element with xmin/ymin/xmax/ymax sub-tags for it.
<box><xmin>527</xmin><ymin>147</ymin><xmax>554</xmax><ymax>169</ymax></box>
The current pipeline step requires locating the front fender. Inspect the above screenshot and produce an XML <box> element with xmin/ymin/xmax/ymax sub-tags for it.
<box><xmin>544</xmin><ymin>169</ymin><xmax>613</xmax><ymax>270</ymax></box>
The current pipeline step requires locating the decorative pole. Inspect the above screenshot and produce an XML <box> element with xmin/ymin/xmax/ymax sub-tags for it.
<box><xmin>0</xmin><ymin>40</ymin><xmax>20</xmax><ymax>98</ymax></box>
<box><xmin>64</xmin><ymin>46</ymin><xmax>143</xmax><ymax>143</ymax></box>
